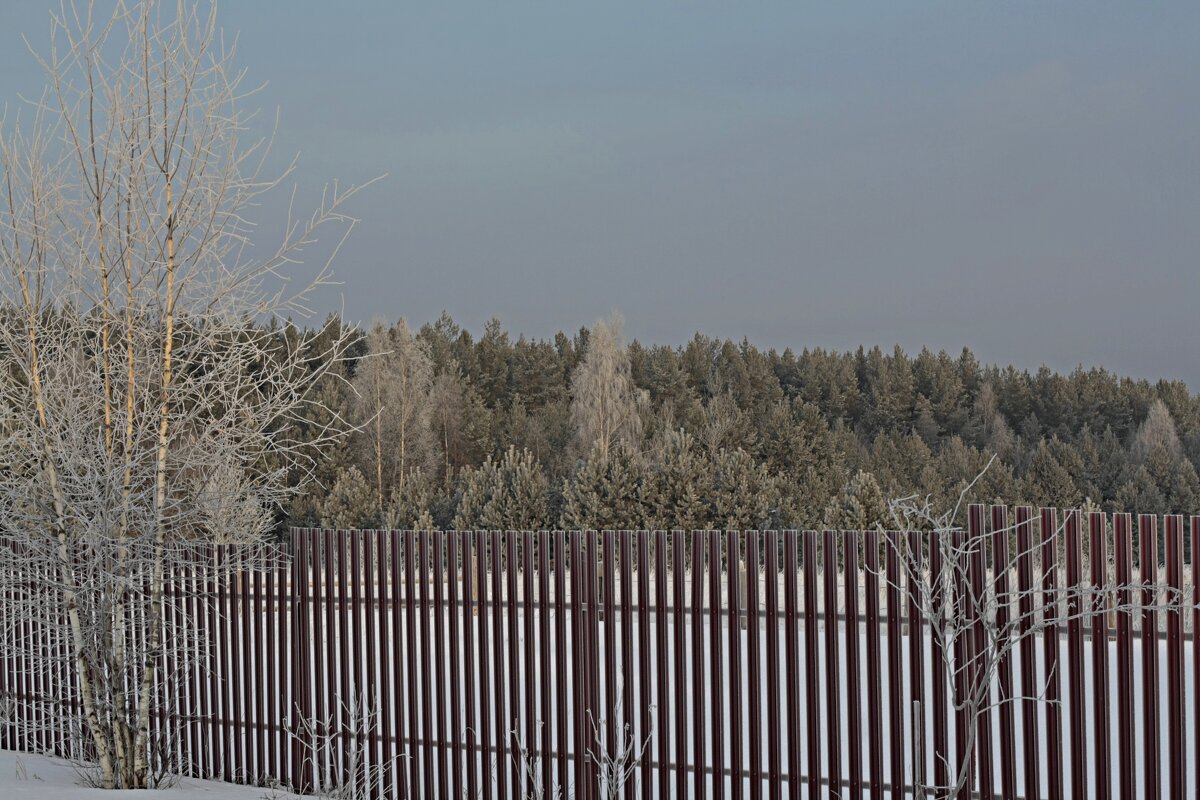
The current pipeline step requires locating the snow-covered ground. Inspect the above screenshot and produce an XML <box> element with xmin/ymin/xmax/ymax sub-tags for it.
<box><xmin>0</xmin><ymin>750</ymin><xmax>300</xmax><ymax>799</ymax></box>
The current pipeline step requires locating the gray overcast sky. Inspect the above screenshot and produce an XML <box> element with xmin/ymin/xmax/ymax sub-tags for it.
<box><xmin>2</xmin><ymin>2</ymin><xmax>1197</xmax><ymax>387</ymax></box>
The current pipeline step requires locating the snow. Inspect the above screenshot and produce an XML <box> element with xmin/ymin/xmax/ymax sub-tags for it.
<box><xmin>0</xmin><ymin>750</ymin><xmax>301</xmax><ymax>799</ymax></box>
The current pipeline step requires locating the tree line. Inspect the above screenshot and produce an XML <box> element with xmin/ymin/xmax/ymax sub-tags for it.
<box><xmin>279</xmin><ymin>312</ymin><xmax>1200</xmax><ymax>532</ymax></box>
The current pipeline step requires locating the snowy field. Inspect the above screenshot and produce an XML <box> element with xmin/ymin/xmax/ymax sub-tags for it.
<box><xmin>0</xmin><ymin>750</ymin><xmax>300</xmax><ymax>799</ymax></box>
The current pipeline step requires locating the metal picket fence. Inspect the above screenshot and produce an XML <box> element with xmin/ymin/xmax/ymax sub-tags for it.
<box><xmin>2</xmin><ymin>506</ymin><xmax>1199</xmax><ymax>799</ymax></box>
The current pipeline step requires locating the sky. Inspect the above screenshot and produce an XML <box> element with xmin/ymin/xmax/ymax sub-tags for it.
<box><xmin>1</xmin><ymin>2</ymin><xmax>1197</xmax><ymax>388</ymax></box>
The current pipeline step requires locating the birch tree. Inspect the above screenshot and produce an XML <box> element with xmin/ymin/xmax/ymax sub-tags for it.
<box><xmin>569</xmin><ymin>313</ymin><xmax>646</xmax><ymax>465</ymax></box>
<box><xmin>352</xmin><ymin>319</ymin><xmax>434</xmax><ymax>515</ymax></box>
<box><xmin>886</xmin><ymin>469</ymin><xmax>1189</xmax><ymax>799</ymax></box>
<box><xmin>0</xmin><ymin>1</ymin><xmax>369</xmax><ymax>787</ymax></box>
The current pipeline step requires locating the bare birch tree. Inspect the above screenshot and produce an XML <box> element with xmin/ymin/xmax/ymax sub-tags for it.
<box><xmin>569</xmin><ymin>313</ymin><xmax>646</xmax><ymax>466</ymax></box>
<box><xmin>886</xmin><ymin>465</ymin><xmax>1189</xmax><ymax>799</ymax></box>
<box><xmin>0</xmin><ymin>1</ymin><xmax>370</xmax><ymax>787</ymax></box>
<box><xmin>351</xmin><ymin>318</ymin><xmax>433</xmax><ymax>516</ymax></box>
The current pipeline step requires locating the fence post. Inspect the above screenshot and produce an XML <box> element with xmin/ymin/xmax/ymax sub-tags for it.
<box><xmin>290</xmin><ymin>529</ymin><xmax>314</xmax><ymax>793</ymax></box>
<box><xmin>912</xmin><ymin>700</ymin><xmax>925</xmax><ymax>800</ymax></box>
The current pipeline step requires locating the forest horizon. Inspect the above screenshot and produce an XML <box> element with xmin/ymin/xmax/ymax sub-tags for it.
<box><xmin>279</xmin><ymin>310</ymin><xmax>1200</xmax><ymax>533</ymax></box>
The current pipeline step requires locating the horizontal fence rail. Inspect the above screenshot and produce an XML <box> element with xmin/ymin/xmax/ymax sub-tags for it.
<box><xmin>2</xmin><ymin>506</ymin><xmax>1199</xmax><ymax>799</ymax></box>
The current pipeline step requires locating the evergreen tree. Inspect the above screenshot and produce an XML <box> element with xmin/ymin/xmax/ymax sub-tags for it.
<box><xmin>643</xmin><ymin>430</ymin><xmax>709</xmax><ymax>530</ymax></box>
<box><xmin>454</xmin><ymin>446</ymin><xmax>551</xmax><ymax>530</ymax></box>
<box><xmin>560</xmin><ymin>444</ymin><xmax>648</xmax><ymax>529</ymax></box>
<box><xmin>320</xmin><ymin>466</ymin><xmax>380</xmax><ymax>529</ymax></box>
<box><xmin>1023</xmin><ymin>438</ymin><xmax>1082</xmax><ymax>509</ymax></box>
<box><xmin>1115</xmin><ymin>465</ymin><xmax>1168</xmax><ymax>516</ymax></box>
<box><xmin>824</xmin><ymin>470</ymin><xmax>889</xmax><ymax>531</ymax></box>
<box><xmin>384</xmin><ymin>468</ymin><xmax>439</xmax><ymax>529</ymax></box>
<box><xmin>709</xmin><ymin>447</ymin><xmax>779</xmax><ymax>530</ymax></box>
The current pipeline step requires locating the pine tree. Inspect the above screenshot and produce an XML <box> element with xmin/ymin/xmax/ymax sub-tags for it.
<box><xmin>320</xmin><ymin>466</ymin><xmax>380</xmax><ymax>529</ymax></box>
<box><xmin>385</xmin><ymin>468</ymin><xmax>438</xmax><ymax>529</ymax></box>
<box><xmin>454</xmin><ymin>446</ymin><xmax>551</xmax><ymax>530</ymax></box>
<box><xmin>1023</xmin><ymin>439</ymin><xmax>1082</xmax><ymax>509</ymax></box>
<box><xmin>824</xmin><ymin>470</ymin><xmax>888</xmax><ymax>531</ymax></box>
<box><xmin>643</xmin><ymin>430</ymin><xmax>709</xmax><ymax>530</ymax></box>
<box><xmin>709</xmin><ymin>447</ymin><xmax>779</xmax><ymax>530</ymax></box>
<box><xmin>560</xmin><ymin>443</ymin><xmax>648</xmax><ymax>529</ymax></box>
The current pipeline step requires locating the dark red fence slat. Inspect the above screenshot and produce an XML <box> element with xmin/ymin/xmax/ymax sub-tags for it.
<box><xmin>569</xmin><ymin>532</ymin><xmax>585</xmax><ymax>800</ymax></box>
<box><xmin>476</xmin><ymin>533</ymin><xmax>493</xmax><ymax>800</ymax></box>
<box><xmin>907</xmin><ymin>529</ymin><xmax>926</xmax><ymax>798</ymax></box>
<box><xmin>407</xmin><ymin>532</ymin><xmax>423</xmax><ymax>800</ymax></box>
<box><xmin>323</xmin><ymin>531</ymin><xmax>337</xmax><ymax>792</ymax></box>
<box><xmin>657</xmin><ymin>530</ymin><xmax>673</xmax><ymax>800</ymax></box>
<box><xmin>191</xmin><ymin>553</ymin><xmax>206</xmax><ymax>778</ymax></box>
<box><xmin>822</xmin><ymin>530</ymin><xmax>842</xmax><ymax>798</ymax></box>
<box><xmin>421</xmin><ymin>532</ymin><xmax>438</xmax><ymax>798</ymax></box>
<box><xmin>449</xmin><ymin>533</ymin><xmax>464</xmax><ymax>800</ymax></box>
<box><xmin>554</xmin><ymin>531</ymin><xmax>568</xmax><ymax>795</ymax></box>
<box><xmin>968</xmin><ymin>506</ymin><xmax>993</xmax><ymax>798</ymax></box>
<box><xmin>1040</xmin><ymin>508</ymin><xmax>1065</xmax><ymax>800</ymax></box>
<box><xmin>842</xmin><ymin>531</ymin><xmax>862</xmax><ymax>800</ymax></box>
<box><xmin>674</xmin><ymin>531</ymin><xmax>690</xmax><ymax>800</ymax></box>
<box><xmin>1193</xmin><ymin>516</ymin><xmax>1200</xmax><ymax>794</ymax></box>
<box><xmin>277</xmin><ymin>543</ymin><xmax>291</xmax><ymax>790</ymax></box>
<box><xmin>293</xmin><ymin>531</ymin><xmax>315</xmax><ymax>793</ymax></box>
<box><xmin>491</xmin><ymin>532</ymin><xmax>508</xmax><ymax>800</ymax></box>
<box><xmin>1193</xmin><ymin>516</ymin><xmax>1200</xmax><ymax>796</ymax></box>
<box><xmin>1113</xmin><ymin>514</ymin><xmax>1134</xmax><ymax>800</ymax></box>
<box><xmin>538</xmin><ymin>532</ymin><xmax>553</xmax><ymax>800</ymax></box>
<box><xmin>1088</xmin><ymin>512</ymin><xmax>1111</xmax><ymax>800</ymax></box>
<box><xmin>463</xmin><ymin>532</ymin><xmax>479</xmax><ymax>800</ymax></box>
<box><xmin>782</xmin><ymin>532</ymin><xmax>800</xmax><ymax>800</ymax></box>
<box><xmin>885</xmin><ymin>531</ymin><xmax>904</xmax><ymax>798</ymax></box>
<box><xmin>376</xmin><ymin>532</ymin><xmax>394</xmax><ymax>800</ymax></box>
<box><xmin>728</xmin><ymin>531</ymin><xmax>744</xmax><ymax>800</ymax></box>
<box><xmin>219</xmin><ymin>545</ymin><xmax>233</xmax><ymax>782</ymax></box>
<box><xmin>694</xmin><ymin>531</ymin><xmax>709</xmax><ymax>800</ymax></box>
<box><xmin>802</xmin><ymin>531</ymin><xmax>820</xmax><ymax>800</ymax></box>
<box><xmin>1065</xmin><ymin>510</ymin><xmax>1087</xmax><ymax>798</ymax></box>
<box><xmin>637</xmin><ymin>531</ymin><xmax>652</xmax><ymax>798</ymax></box>
<box><xmin>231</xmin><ymin>546</ymin><xmax>246</xmax><ymax>777</ymax></box>
<box><xmin>603</xmin><ymin>530</ymin><xmax>618</xmax><ymax>789</ymax></box>
<box><xmin>1014</xmin><ymin>507</ymin><xmax>1040</xmax><ymax>800</ymax></box>
<box><xmin>1139</xmin><ymin>514</ymin><xmax>1161</xmax><ymax>800</ymax></box>
<box><xmin>505</xmin><ymin>532</ymin><xmax>522</xmax><ymax>800</ymax></box>
<box><xmin>307</xmin><ymin>534</ymin><xmax>325</xmax><ymax>790</ymax></box>
<box><xmin>951</xmin><ymin>528</ymin><xmax>972</xmax><ymax>796</ymax></box>
<box><xmin>711</xmin><ymin>531</ymin><xmax>726</xmax><ymax>800</ymax></box>
<box><xmin>1165</xmin><ymin>515</ymin><xmax>1185</xmax><ymax>800</ymax></box>
<box><xmin>929</xmin><ymin>530</ymin><xmax>949</xmax><ymax>794</ymax></box>
<box><xmin>390</xmin><ymin>532</ymin><xmax>410</xmax><ymax>800</ymax></box>
<box><xmin>336</xmin><ymin>531</ymin><xmax>352</xmax><ymax>790</ymax></box>
<box><xmin>764</xmin><ymin>531</ymin><xmax>781</xmax><ymax>800</ymax></box>
<box><xmin>521</xmin><ymin>531</ymin><xmax>538</xmax><ymax>798</ymax></box>
<box><xmin>620</xmin><ymin>531</ymin><xmax>636</xmax><ymax>800</ymax></box>
<box><xmin>506</xmin><ymin>532</ymin><xmax>524</xmax><ymax>799</ymax></box>
<box><xmin>0</xmin><ymin>543</ymin><xmax>9</xmax><ymax>753</ymax></box>
<box><xmin>746</xmin><ymin>531</ymin><xmax>763</xmax><ymax>800</ymax></box>
<box><xmin>364</xmin><ymin>530</ymin><xmax>381</xmax><ymax>799</ymax></box>
<box><xmin>586</xmin><ymin>531</ymin><xmax>602</xmax><ymax>800</ymax></box>
<box><xmin>990</xmin><ymin>505</ymin><xmax>1017</xmax><ymax>800</ymax></box>
<box><xmin>863</xmin><ymin>530</ymin><xmax>883</xmax><ymax>800</ymax></box>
